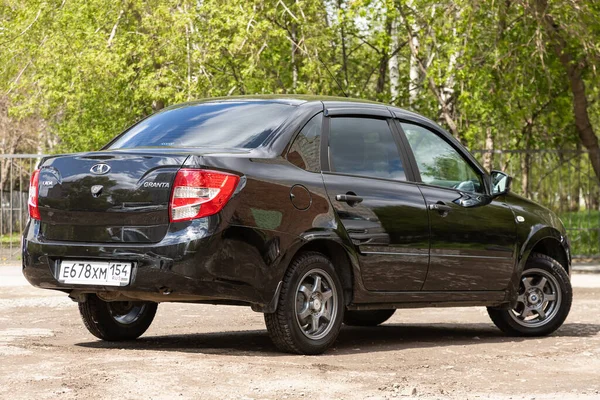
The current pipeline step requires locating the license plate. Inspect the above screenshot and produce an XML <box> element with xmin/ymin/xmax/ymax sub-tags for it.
<box><xmin>58</xmin><ymin>261</ymin><xmax>132</xmax><ymax>286</ymax></box>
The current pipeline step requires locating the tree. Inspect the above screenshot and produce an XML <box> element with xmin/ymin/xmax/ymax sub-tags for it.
<box><xmin>0</xmin><ymin>0</ymin><xmax>598</xmax><ymax>195</ymax></box>
<box><xmin>525</xmin><ymin>0</ymin><xmax>600</xmax><ymax>183</ymax></box>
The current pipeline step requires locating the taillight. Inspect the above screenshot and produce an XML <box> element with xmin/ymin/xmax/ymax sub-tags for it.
<box><xmin>28</xmin><ymin>169</ymin><xmax>40</xmax><ymax>220</ymax></box>
<box><xmin>169</xmin><ymin>169</ymin><xmax>240</xmax><ymax>222</ymax></box>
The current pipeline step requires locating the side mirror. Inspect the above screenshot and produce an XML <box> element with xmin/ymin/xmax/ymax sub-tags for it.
<box><xmin>491</xmin><ymin>170</ymin><xmax>512</xmax><ymax>196</ymax></box>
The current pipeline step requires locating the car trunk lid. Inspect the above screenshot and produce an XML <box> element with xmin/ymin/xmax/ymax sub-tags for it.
<box><xmin>37</xmin><ymin>151</ymin><xmax>188</xmax><ymax>243</ymax></box>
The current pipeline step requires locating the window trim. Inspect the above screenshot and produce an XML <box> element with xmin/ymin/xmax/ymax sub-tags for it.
<box><xmin>321</xmin><ymin>114</ymin><xmax>416</xmax><ymax>182</ymax></box>
<box><xmin>284</xmin><ymin>111</ymin><xmax>324</xmax><ymax>173</ymax></box>
<box><xmin>394</xmin><ymin>119</ymin><xmax>491</xmax><ymax>195</ymax></box>
<box><xmin>325</xmin><ymin>107</ymin><xmax>391</xmax><ymax>117</ymax></box>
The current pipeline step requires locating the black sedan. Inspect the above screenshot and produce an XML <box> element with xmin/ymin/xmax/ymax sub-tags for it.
<box><xmin>23</xmin><ymin>96</ymin><xmax>572</xmax><ymax>354</ymax></box>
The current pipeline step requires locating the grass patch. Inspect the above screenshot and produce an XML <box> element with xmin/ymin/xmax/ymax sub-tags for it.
<box><xmin>0</xmin><ymin>232</ymin><xmax>21</xmax><ymax>245</ymax></box>
<box><xmin>559</xmin><ymin>210</ymin><xmax>600</xmax><ymax>257</ymax></box>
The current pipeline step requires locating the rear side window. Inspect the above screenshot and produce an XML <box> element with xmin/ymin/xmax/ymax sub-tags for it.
<box><xmin>108</xmin><ymin>101</ymin><xmax>295</xmax><ymax>149</ymax></box>
<box><xmin>286</xmin><ymin>113</ymin><xmax>322</xmax><ymax>172</ymax></box>
<box><xmin>328</xmin><ymin>117</ymin><xmax>406</xmax><ymax>181</ymax></box>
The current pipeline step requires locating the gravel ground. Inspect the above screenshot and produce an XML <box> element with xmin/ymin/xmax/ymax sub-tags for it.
<box><xmin>1</xmin><ymin>266</ymin><xmax>600</xmax><ymax>400</ymax></box>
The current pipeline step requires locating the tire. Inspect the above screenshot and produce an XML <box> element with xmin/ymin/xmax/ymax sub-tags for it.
<box><xmin>344</xmin><ymin>309</ymin><xmax>395</xmax><ymax>327</ymax></box>
<box><xmin>487</xmin><ymin>252</ymin><xmax>572</xmax><ymax>336</ymax></box>
<box><xmin>264</xmin><ymin>251</ymin><xmax>345</xmax><ymax>355</ymax></box>
<box><xmin>78</xmin><ymin>294</ymin><xmax>158</xmax><ymax>341</ymax></box>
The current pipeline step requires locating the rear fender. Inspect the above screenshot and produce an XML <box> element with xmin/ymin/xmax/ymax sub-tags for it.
<box><xmin>254</xmin><ymin>227</ymin><xmax>363</xmax><ymax>313</ymax></box>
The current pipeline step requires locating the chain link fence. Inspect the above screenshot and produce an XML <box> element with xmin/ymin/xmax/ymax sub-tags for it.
<box><xmin>0</xmin><ymin>151</ymin><xmax>599</xmax><ymax>264</ymax></box>
<box><xmin>0</xmin><ymin>155</ymin><xmax>42</xmax><ymax>264</ymax></box>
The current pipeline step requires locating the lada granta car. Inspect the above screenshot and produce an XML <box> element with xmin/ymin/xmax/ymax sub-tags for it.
<box><xmin>23</xmin><ymin>96</ymin><xmax>572</xmax><ymax>354</ymax></box>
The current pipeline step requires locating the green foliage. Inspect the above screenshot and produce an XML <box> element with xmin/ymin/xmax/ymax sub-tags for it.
<box><xmin>0</xmin><ymin>233</ymin><xmax>20</xmax><ymax>245</ymax></box>
<box><xmin>560</xmin><ymin>210</ymin><xmax>600</xmax><ymax>257</ymax></box>
<box><xmin>1</xmin><ymin>0</ymin><xmax>600</xmax><ymax>256</ymax></box>
<box><xmin>0</xmin><ymin>0</ymin><xmax>598</xmax><ymax>156</ymax></box>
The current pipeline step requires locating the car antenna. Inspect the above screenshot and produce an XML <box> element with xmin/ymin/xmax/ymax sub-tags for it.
<box><xmin>291</xmin><ymin>37</ymin><xmax>348</xmax><ymax>98</ymax></box>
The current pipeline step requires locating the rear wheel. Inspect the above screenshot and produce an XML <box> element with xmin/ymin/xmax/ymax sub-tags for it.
<box><xmin>488</xmin><ymin>253</ymin><xmax>572</xmax><ymax>336</ymax></box>
<box><xmin>264</xmin><ymin>252</ymin><xmax>344</xmax><ymax>355</ymax></box>
<box><xmin>78</xmin><ymin>294</ymin><xmax>157</xmax><ymax>341</ymax></box>
<box><xmin>344</xmin><ymin>309</ymin><xmax>395</xmax><ymax>326</ymax></box>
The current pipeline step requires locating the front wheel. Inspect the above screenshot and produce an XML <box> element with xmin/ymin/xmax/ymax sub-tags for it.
<box><xmin>264</xmin><ymin>252</ymin><xmax>344</xmax><ymax>355</ymax></box>
<box><xmin>488</xmin><ymin>253</ymin><xmax>572</xmax><ymax>336</ymax></box>
<box><xmin>78</xmin><ymin>294</ymin><xmax>158</xmax><ymax>341</ymax></box>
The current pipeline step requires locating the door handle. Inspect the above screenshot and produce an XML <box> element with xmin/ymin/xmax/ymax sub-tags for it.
<box><xmin>335</xmin><ymin>194</ymin><xmax>363</xmax><ymax>205</ymax></box>
<box><xmin>429</xmin><ymin>202</ymin><xmax>452</xmax><ymax>214</ymax></box>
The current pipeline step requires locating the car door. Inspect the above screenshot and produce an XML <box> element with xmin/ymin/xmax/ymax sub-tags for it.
<box><xmin>397</xmin><ymin>121</ymin><xmax>517</xmax><ymax>291</ymax></box>
<box><xmin>321</xmin><ymin>112</ymin><xmax>430</xmax><ymax>291</ymax></box>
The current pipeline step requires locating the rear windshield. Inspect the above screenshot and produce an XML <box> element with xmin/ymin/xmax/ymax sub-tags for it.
<box><xmin>108</xmin><ymin>101</ymin><xmax>295</xmax><ymax>149</ymax></box>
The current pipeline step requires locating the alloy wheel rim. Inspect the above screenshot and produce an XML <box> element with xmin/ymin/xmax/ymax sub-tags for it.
<box><xmin>108</xmin><ymin>301</ymin><xmax>146</xmax><ymax>325</ymax></box>
<box><xmin>509</xmin><ymin>268</ymin><xmax>562</xmax><ymax>328</ymax></box>
<box><xmin>295</xmin><ymin>269</ymin><xmax>338</xmax><ymax>340</ymax></box>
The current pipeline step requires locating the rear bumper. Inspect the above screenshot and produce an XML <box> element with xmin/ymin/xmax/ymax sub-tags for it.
<box><xmin>22</xmin><ymin>219</ymin><xmax>286</xmax><ymax>309</ymax></box>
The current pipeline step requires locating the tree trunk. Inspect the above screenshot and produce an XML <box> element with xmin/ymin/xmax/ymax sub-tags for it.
<box><xmin>568</xmin><ymin>69</ymin><xmax>600</xmax><ymax>182</ymax></box>
<box><xmin>440</xmin><ymin>9</ymin><xmax>461</xmax><ymax>122</ymax></box>
<box><xmin>534</xmin><ymin>0</ymin><xmax>600</xmax><ymax>185</ymax></box>
<box><xmin>400</xmin><ymin>5</ymin><xmax>460</xmax><ymax>140</ymax></box>
<box><xmin>521</xmin><ymin>151</ymin><xmax>530</xmax><ymax>197</ymax></box>
<box><xmin>570</xmin><ymin>144</ymin><xmax>582</xmax><ymax>211</ymax></box>
<box><xmin>185</xmin><ymin>12</ymin><xmax>192</xmax><ymax>101</ymax></box>
<box><xmin>483</xmin><ymin>128</ymin><xmax>494</xmax><ymax>172</ymax></box>
<box><xmin>408</xmin><ymin>22</ymin><xmax>419</xmax><ymax>105</ymax></box>
<box><xmin>376</xmin><ymin>17</ymin><xmax>392</xmax><ymax>95</ymax></box>
<box><xmin>291</xmin><ymin>23</ymin><xmax>298</xmax><ymax>90</ymax></box>
<box><xmin>388</xmin><ymin>18</ymin><xmax>400</xmax><ymax>103</ymax></box>
<box><xmin>151</xmin><ymin>100</ymin><xmax>165</xmax><ymax>112</ymax></box>
<box><xmin>376</xmin><ymin>56</ymin><xmax>387</xmax><ymax>95</ymax></box>
<box><xmin>337</xmin><ymin>0</ymin><xmax>349</xmax><ymax>88</ymax></box>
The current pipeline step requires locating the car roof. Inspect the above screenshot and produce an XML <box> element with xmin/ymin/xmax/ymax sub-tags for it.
<box><xmin>172</xmin><ymin>94</ymin><xmax>454</xmax><ymax>145</ymax></box>
<box><xmin>170</xmin><ymin>94</ymin><xmax>380</xmax><ymax>107</ymax></box>
<box><xmin>152</xmin><ymin>95</ymin><xmax>465</xmax><ymax>157</ymax></box>
<box><xmin>175</xmin><ymin>95</ymin><xmax>436</xmax><ymax>124</ymax></box>
<box><xmin>186</xmin><ymin>94</ymin><xmax>427</xmax><ymax>115</ymax></box>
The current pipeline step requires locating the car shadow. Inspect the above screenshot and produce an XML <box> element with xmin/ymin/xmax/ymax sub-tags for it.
<box><xmin>75</xmin><ymin>322</ymin><xmax>600</xmax><ymax>356</ymax></box>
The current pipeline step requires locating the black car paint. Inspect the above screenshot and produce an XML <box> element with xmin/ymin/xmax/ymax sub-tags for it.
<box><xmin>322</xmin><ymin>172</ymin><xmax>430</xmax><ymax>292</ymax></box>
<box><xmin>22</xmin><ymin>96</ymin><xmax>570</xmax><ymax>312</ymax></box>
<box><xmin>37</xmin><ymin>153</ymin><xmax>185</xmax><ymax>243</ymax></box>
<box><xmin>417</xmin><ymin>184</ymin><xmax>516</xmax><ymax>292</ymax></box>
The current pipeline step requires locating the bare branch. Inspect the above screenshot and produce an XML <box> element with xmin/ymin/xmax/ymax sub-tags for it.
<box><xmin>277</xmin><ymin>0</ymin><xmax>299</xmax><ymax>22</ymax></box>
<box><xmin>107</xmin><ymin>9</ymin><xmax>125</xmax><ymax>48</ymax></box>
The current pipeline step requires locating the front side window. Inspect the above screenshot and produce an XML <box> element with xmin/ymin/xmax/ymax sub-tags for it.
<box><xmin>401</xmin><ymin>122</ymin><xmax>484</xmax><ymax>193</ymax></box>
<box><xmin>287</xmin><ymin>113</ymin><xmax>322</xmax><ymax>172</ymax></box>
<box><xmin>328</xmin><ymin>117</ymin><xmax>406</xmax><ymax>181</ymax></box>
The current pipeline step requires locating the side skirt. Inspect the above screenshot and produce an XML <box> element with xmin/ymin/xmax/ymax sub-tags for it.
<box><xmin>350</xmin><ymin>290</ymin><xmax>508</xmax><ymax>310</ymax></box>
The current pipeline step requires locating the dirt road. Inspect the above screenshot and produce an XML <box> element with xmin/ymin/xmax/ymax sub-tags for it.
<box><xmin>1</xmin><ymin>266</ymin><xmax>599</xmax><ymax>400</ymax></box>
